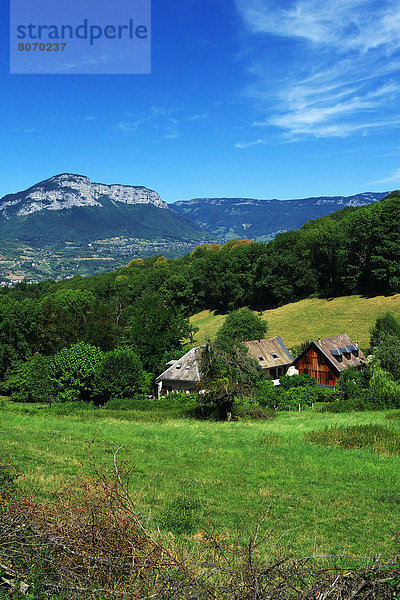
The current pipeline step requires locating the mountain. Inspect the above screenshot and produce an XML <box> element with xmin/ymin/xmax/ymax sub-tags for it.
<box><xmin>170</xmin><ymin>192</ymin><xmax>388</xmax><ymax>241</ymax></box>
<box><xmin>0</xmin><ymin>173</ymin><xmax>209</xmax><ymax>246</ymax></box>
<box><xmin>0</xmin><ymin>173</ymin><xmax>212</xmax><ymax>282</ymax></box>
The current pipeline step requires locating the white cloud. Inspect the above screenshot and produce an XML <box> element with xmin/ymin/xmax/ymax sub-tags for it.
<box><xmin>369</xmin><ymin>168</ymin><xmax>400</xmax><ymax>185</ymax></box>
<box><xmin>236</xmin><ymin>0</ymin><xmax>400</xmax><ymax>139</ymax></box>
<box><xmin>235</xmin><ymin>138</ymin><xmax>265</xmax><ymax>148</ymax></box>
<box><xmin>116</xmin><ymin>107</ymin><xmax>206</xmax><ymax>139</ymax></box>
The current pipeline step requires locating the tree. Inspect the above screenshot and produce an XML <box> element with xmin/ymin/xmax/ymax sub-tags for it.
<box><xmin>6</xmin><ymin>353</ymin><xmax>56</xmax><ymax>404</ymax></box>
<box><xmin>93</xmin><ymin>348</ymin><xmax>150</xmax><ymax>403</ymax></box>
<box><xmin>367</xmin><ymin>365</ymin><xmax>400</xmax><ymax>409</ymax></box>
<box><xmin>374</xmin><ymin>334</ymin><xmax>400</xmax><ymax>382</ymax></box>
<box><xmin>128</xmin><ymin>293</ymin><xmax>192</xmax><ymax>372</ymax></box>
<box><xmin>216</xmin><ymin>308</ymin><xmax>267</xmax><ymax>351</ymax></box>
<box><xmin>370</xmin><ymin>312</ymin><xmax>400</xmax><ymax>350</ymax></box>
<box><xmin>53</xmin><ymin>342</ymin><xmax>104</xmax><ymax>403</ymax></box>
<box><xmin>198</xmin><ymin>340</ymin><xmax>263</xmax><ymax>420</ymax></box>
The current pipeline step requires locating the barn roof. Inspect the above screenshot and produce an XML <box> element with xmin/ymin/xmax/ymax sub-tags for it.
<box><xmin>155</xmin><ymin>347</ymin><xmax>201</xmax><ymax>384</ymax></box>
<box><xmin>293</xmin><ymin>334</ymin><xmax>366</xmax><ymax>373</ymax></box>
<box><xmin>243</xmin><ymin>337</ymin><xmax>294</xmax><ymax>369</ymax></box>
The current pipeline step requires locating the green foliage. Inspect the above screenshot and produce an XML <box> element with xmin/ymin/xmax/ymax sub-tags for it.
<box><xmin>337</xmin><ymin>366</ymin><xmax>370</xmax><ymax>400</ymax></box>
<box><xmin>236</xmin><ymin>402</ymin><xmax>276</xmax><ymax>420</ymax></box>
<box><xmin>306</xmin><ymin>424</ymin><xmax>400</xmax><ymax>455</ymax></box>
<box><xmin>52</xmin><ymin>342</ymin><xmax>103</xmax><ymax>403</ymax></box>
<box><xmin>198</xmin><ymin>341</ymin><xmax>263</xmax><ymax>419</ymax></box>
<box><xmin>367</xmin><ymin>366</ymin><xmax>400</xmax><ymax>409</ymax></box>
<box><xmin>6</xmin><ymin>353</ymin><xmax>56</xmax><ymax>403</ymax></box>
<box><xmin>128</xmin><ymin>293</ymin><xmax>192</xmax><ymax>372</ymax></box>
<box><xmin>257</xmin><ymin>374</ymin><xmax>322</xmax><ymax>411</ymax></box>
<box><xmin>93</xmin><ymin>348</ymin><xmax>150</xmax><ymax>403</ymax></box>
<box><xmin>374</xmin><ymin>334</ymin><xmax>400</xmax><ymax>382</ymax></box>
<box><xmin>321</xmin><ymin>364</ymin><xmax>400</xmax><ymax>412</ymax></box>
<box><xmin>370</xmin><ymin>311</ymin><xmax>400</xmax><ymax>350</ymax></box>
<box><xmin>158</xmin><ymin>494</ymin><xmax>202</xmax><ymax>534</ymax></box>
<box><xmin>279</xmin><ymin>373</ymin><xmax>317</xmax><ymax>389</ymax></box>
<box><xmin>216</xmin><ymin>307</ymin><xmax>267</xmax><ymax>350</ymax></box>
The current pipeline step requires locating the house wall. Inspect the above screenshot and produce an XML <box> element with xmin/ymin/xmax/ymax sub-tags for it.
<box><xmin>160</xmin><ymin>380</ymin><xmax>199</xmax><ymax>395</ymax></box>
<box><xmin>262</xmin><ymin>365</ymin><xmax>290</xmax><ymax>379</ymax></box>
<box><xmin>297</xmin><ymin>347</ymin><xmax>339</xmax><ymax>386</ymax></box>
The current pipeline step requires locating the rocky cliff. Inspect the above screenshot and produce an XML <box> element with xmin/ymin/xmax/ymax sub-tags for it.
<box><xmin>0</xmin><ymin>173</ymin><xmax>167</xmax><ymax>219</ymax></box>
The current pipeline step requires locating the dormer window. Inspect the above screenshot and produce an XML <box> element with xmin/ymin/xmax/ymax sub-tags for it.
<box><xmin>175</xmin><ymin>364</ymin><xmax>182</xmax><ymax>369</ymax></box>
<box><xmin>329</xmin><ymin>348</ymin><xmax>342</xmax><ymax>363</ymax></box>
<box><xmin>258</xmin><ymin>356</ymin><xmax>264</xmax><ymax>361</ymax></box>
<box><xmin>270</xmin><ymin>352</ymin><xmax>279</xmax><ymax>359</ymax></box>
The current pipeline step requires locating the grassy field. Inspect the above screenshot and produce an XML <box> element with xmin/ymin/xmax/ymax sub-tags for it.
<box><xmin>190</xmin><ymin>294</ymin><xmax>400</xmax><ymax>351</ymax></box>
<box><xmin>1</xmin><ymin>400</ymin><xmax>400</xmax><ymax>559</ymax></box>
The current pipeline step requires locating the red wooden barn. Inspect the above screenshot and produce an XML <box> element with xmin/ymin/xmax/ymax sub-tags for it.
<box><xmin>293</xmin><ymin>334</ymin><xmax>366</xmax><ymax>386</ymax></box>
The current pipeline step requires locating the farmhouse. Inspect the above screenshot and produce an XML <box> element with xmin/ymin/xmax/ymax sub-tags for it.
<box><xmin>243</xmin><ymin>337</ymin><xmax>295</xmax><ymax>379</ymax></box>
<box><xmin>293</xmin><ymin>334</ymin><xmax>366</xmax><ymax>386</ymax></box>
<box><xmin>155</xmin><ymin>347</ymin><xmax>201</xmax><ymax>398</ymax></box>
<box><xmin>156</xmin><ymin>336</ymin><xmax>295</xmax><ymax>396</ymax></box>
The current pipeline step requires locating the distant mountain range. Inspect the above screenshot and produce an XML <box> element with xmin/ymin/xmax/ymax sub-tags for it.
<box><xmin>170</xmin><ymin>192</ymin><xmax>388</xmax><ymax>241</ymax></box>
<box><xmin>0</xmin><ymin>173</ymin><xmax>389</xmax><ymax>282</ymax></box>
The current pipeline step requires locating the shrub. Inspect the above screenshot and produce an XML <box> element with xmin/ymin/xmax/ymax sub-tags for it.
<box><xmin>236</xmin><ymin>403</ymin><xmax>276</xmax><ymax>420</ymax></box>
<box><xmin>374</xmin><ymin>334</ymin><xmax>400</xmax><ymax>382</ymax></box>
<box><xmin>279</xmin><ymin>373</ymin><xmax>317</xmax><ymax>389</ymax></box>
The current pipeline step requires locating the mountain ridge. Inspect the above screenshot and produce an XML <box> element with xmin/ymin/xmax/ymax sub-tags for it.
<box><xmin>170</xmin><ymin>192</ymin><xmax>388</xmax><ymax>240</ymax></box>
<box><xmin>0</xmin><ymin>173</ymin><xmax>168</xmax><ymax>220</ymax></box>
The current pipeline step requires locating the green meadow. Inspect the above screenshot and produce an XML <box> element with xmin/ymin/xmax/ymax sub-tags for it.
<box><xmin>2</xmin><ymin>400</ymin><xmax>400</xmax><ymax>559</ymax></box>
<box><xmin>190</xmin><ymin>294</ymin><xmax>400</xmax><ymax>351</ymax></box>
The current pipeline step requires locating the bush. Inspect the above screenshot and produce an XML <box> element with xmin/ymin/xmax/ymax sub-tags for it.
<box><xmin>386</xmin><ymin>411</ymin><xmax>400</xmax><ymax>422</ymax></box>
<box><xmin>279</xmin><ymin>373</ymin><xmax>317</xmax><ymax>389</ymax></box>
<box><xmin>237</xmin><ymin>405</ymin><xmax>276</xmax><ymax>420</ymax></box>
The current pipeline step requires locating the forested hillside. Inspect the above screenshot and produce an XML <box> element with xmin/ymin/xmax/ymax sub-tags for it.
<box><xmin>1</xmin><ymin>192</ymin><xmax>399</xmax><ymax>384</ymax></box>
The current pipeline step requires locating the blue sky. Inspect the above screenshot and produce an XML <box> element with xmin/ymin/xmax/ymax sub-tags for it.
<box><xmin>1</xmin><ymin>0</ymin><xmax>400</xmax><ymax>203</ymax></box>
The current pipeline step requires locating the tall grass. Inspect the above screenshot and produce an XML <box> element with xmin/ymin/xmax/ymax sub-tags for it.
<box><xmin>1</xmin><ymin>403</ymin><xmax>399</xmax><ymax>557</ymax></box>
<box><xmin>306</xmin><ymin>424</ymin><xmax>400</xmax><ymax>455</ymax></box>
